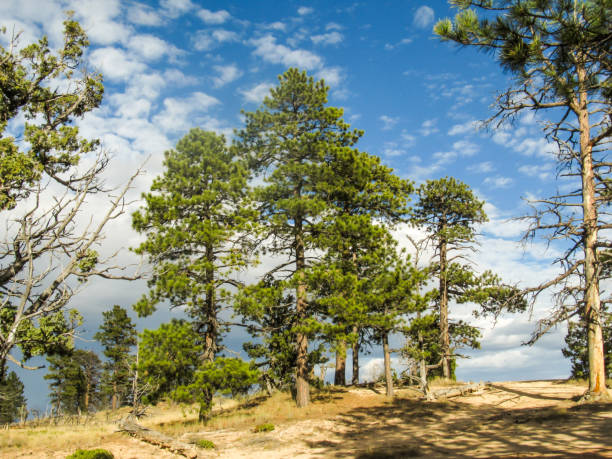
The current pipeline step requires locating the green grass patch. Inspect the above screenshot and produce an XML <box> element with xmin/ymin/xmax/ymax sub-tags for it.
<box><xmin>195</xmin><ymin>439</ymin><xmax>215</xmax><ymax>449</ymax></box>
<box><xmin>254</xmin><ymin>422</ymin><xmax>275</xmax><ymax>432</ymax></box>
<box><xmin>66</xmin><ymin>449</ymin><xmax>114</xmax><ymax>459</ymax></box>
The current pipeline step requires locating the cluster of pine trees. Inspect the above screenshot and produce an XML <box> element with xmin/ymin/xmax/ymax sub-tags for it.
<box><xmin>0</xmin><ymin>0</ymin><xmax>610</xmax><ymax>424</ymax></box>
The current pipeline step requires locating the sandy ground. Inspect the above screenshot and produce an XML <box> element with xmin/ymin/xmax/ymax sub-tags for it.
<box><xmin>5</xmin><ymin>380</ymin><xmax>612</xmax><ymax>458</ymax></box>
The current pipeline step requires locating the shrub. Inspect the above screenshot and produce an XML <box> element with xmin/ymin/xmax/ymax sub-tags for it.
<box><xmin>195</xmin><ymin>439</ymin><xmax>215</xmax><ymax>449</ymax></box>
<box><xmin>254</xmin><ymin>422</ymin><xmax>275</xmax><ymax>433</ymax></box>
<box><xmin>66</xmin><ymin>449</ymin><xmax>114</xmax><ymax>459</ymax></box>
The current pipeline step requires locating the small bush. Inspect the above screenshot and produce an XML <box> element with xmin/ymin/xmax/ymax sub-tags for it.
<box><xmin>195</xmin><ymin>439</ymin><xmax>215</xmax><ymax>449</ymax></box>
<box><xmin>254</xmin><ymin>422</ymin><xmax>275</xmax><ymax>432</ymax></box>
<box><xmin>66</xmin><ymin>449</ymin><xmax>114</xmax><ymax>459</ymax></box>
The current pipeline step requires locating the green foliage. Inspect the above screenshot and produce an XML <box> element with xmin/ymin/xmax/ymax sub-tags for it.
<box><xmin>133</xmin><ymin>128</ymin><xmax>255</xmax><ymax>361</ymax></box>
<box><xmin>172</xmin><ymin>357</ymin><xmax>259</xmax><ymax>421</ymax></box>
<box><xmin>435</xmin><ymin>1</ymin><xmax>611</xmax><ymax>99</ymax></box>
<box><xmin>45</xmin><ymin>350</ymin><xmax>102</xmax><ymax>414</ymax></box>
<box><xmin>94</xmin><ymin>305</ymin><xmax>136</xmax><ymax>408</ymax></box>
<box><xmin>195</xmin><ymin>439</ymin><xmax>215</xmax><ymax>449</ymax></box>
<box><xmin>0</xmin><ymin>13</ymin><xmax>103</xmax><ymax>210</ymax></box>
<box><xmin>235</xmin><ymin>68</ymin><xmax>393</xmax><ymax>403</ymax></box>
<box><xmin>403</xmin><ymin>313</ymin><xmax>481</xmax><ymax>380</ymax></box>
<box><xmin>412</xmin><ymin>176</ymin><xmax>487</xmax><ymax>245</ymax></box>
<box><xmin>237</xmin><ymin>277</ymin><xmax>328</xmax><ymax>392</ymax></box>
<box><xmin>0</xmin><ymin>308</ymin><xmax>82</xmax><ymax>364</ymax></box>
<box><xmin>138</xmin><ymin>319</ymin><xmax>202</xmax><ymax>403</ymax></box>
<box><xmin>254</xmin><ymin>422</ymin><xmax>275</xmax><ymax>432</ymax></box>
<box><xmin>562</xmin><ymin>309</ymin><xmax>612</xmax><ymax>379</ymax></box>
<box><xmin>0</xmin><ymin>371</ymin><xmax>26</xmax><ymax>424</ymax></box>
<box><xmin>65</xmin><ymin>449</ymin><xmax>114</xmax><ymax>459</ymax></box>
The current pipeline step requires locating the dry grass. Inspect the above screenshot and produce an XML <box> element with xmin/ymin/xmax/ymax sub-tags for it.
<box><xmin>150</xmin><ymin>387</ymin><xmax>397</xmax><ymax>436</ymax></box>
<box><xmin>0</xmin><ymin>423</ymin><xmax>114</xmax><ymax>456</ymax></box>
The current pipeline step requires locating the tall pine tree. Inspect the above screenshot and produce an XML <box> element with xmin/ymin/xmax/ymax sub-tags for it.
<box><xmin>435</xmin><ymin>0</ymin><xmax>611</xmax><ymax>396</ymax></box>
<box><xmin>133</xmin><ymin>129</ymin><xmax>255</xmax><ymax>368</ymax></box>
<box><xmin>235</xmin><ymin>68</ymin><xmax>365</xmax><ymax>406</ymax></box>
<box><xmin>94</xmin><ymin>305</ymin><xmax>136</xmax><ymax>410</ymax></box>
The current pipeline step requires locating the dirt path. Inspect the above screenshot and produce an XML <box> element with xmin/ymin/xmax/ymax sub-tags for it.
<box><xmin>6</xmin><ymin>380</ymin><xmax>611</xmax><ymax>458</ymax></box>
<box><xmin>196</xmin><ymin>381</ymin><xmax>611</xmax><ymax>458</ymax></box>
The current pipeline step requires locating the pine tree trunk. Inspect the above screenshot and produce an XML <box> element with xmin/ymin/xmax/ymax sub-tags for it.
<box><xmin>295</xmin><ymin>235</ymin><xmax>310</xmax><ymax>407</ymax></box>
<box><xmin>383</xmin><ymin>332</ymin><xmax>393</xmax><ymax>397</ymax></box>
<box><xmin>84</xmin><ymin>379</ymin><xmax>90</xmax><ymax>411</ymax></box>
<box><xmin>112</xmin><ymin>381</ymin><xmax>118</xmax><ymax>410</ymax></box>
<box><xmin>334</xmin><ymin>341</ymin><xmax>346</xmax><ymax>386</ymax></box>
<box><xmin>439</xmin><ymin>234</ymin><xmax>450</xmax><ymax>379</ymax></box>
<box><xmin>352</xmin><ymin>326</ymin><xmax>359</xmax><ymax>385</ymax></box>
<box><xmin>203</xmin><ymin>242</ymin><xmax>218</xmax><ymax>363</ymax></box>
<box><xmin>577</xmin><ymin>61</ymin><xmax>607</xmax><ymax>395</ymax></box>
<box><xmin>132</xmin><ymin>345</ymin><xmax>139</xmax><ymax>412</ymax></box>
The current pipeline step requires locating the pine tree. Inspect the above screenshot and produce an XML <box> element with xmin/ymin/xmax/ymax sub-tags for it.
<box><xmin>435</xmin><ymin>0</ymin><xmax>611</xmax><ymax>396</ymax></box>
<box><xmin>411</xmin><ymin>177</ymin><xmax>521</xmax><ymax>378</ymax></box>
<box><xmin>94</xmin><ymin>305</ymin><xmax>136</xmax><ymax>410</ymax></box>
<box><xmin>133</xmin><ymin>129</ymin><xmax>254</xmax><ymax>364</ymax></box>
<box><xmin>315</xmin><ymin>145</ymin><xmax>413</xmax><ymax>385</ymax></box>
<box><xmin>235</xmin><ymin>68</ymin><xmax>366</xmax><ymax>406</ymax></box>
<box><xmin>366</xmin><ymin>246</ymin><xmax>431</xmax><ymax>397</ymax></box>
<box><xmin>138</xmin><ymin>319</ymin><xmax>203</xmax><ymax>404</ymax></box>
<box><xmin>0</xmin><ymin>371</ymin><xmax>26</xmax><ymax>423</ymax></box>
<box><xmin>45</xmin><ymin>350</ymin><xmax>101</xmax><ymax>414</ymax></box>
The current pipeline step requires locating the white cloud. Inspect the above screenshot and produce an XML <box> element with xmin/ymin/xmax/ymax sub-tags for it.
<box><xmin>153</xmin><ymin>92</ymin><xmax>221</xmax><ymax>133</ymax></box>
<box><xmin>484</xmin><ymin>176</ymin><xmax>513</xmax><ymax>189</ymax></box>
<box><xmin>297</xmin><ymin>6</ymin><xmax>314</xmax><ymax>15</ymax></box>
<box><xmin>161</xmin><ymin>0</ymin><xmax>194</xmax><ymax>18</ymax></box>
<box><xmin>383</xmin><ymin>142</ymin><xmax>406</xmax><ymax>157</ymax></box>
<box><xmin>452</xmin><ymin>139</ymin><xmax>479</xmax><ymax>156</ymax></box>
<box><xmin>413</xmin><ymin>5</ymin><xmax>434</xmax><ymax>29</ymax></box>
<box><xmin>240</xmin><ymin>82</ymin><xmax>273</xmax><ymax>104</ymax></box>
<box><xmin>197</xmin><ymin>8</ymin><xmax>231</xmax><ymax>24</ymax></box>
<box><xmin>89</xmin><ymin>47</ymin><xmax>146</xmax><ymax>81</ymax></box>
<box><xmin>70</xmin><ymin>0</ymin><xmax>132</xmax><ymax>46</ymax></box>
<box><xmin>212</xmin><ymin>64</ymin><xmax>243</xmax><ymax>88</ymax></box>
<box><xmin>384</xmin><ymin>37</ymin><xmax>413</xmax><ymax>50</ymax></box>
<box><xmin>448</xmin><ymin>119</ymin><xmax>479</xmax><ymax>136</ymax></box>
<box><xmin>127</xmin><ymin>3</ymin><xmax>163</xmax><ymax>26</ymax></box>
<box><xmin>468</xmin><ymin>161</ymin><xmax>494</xmax><ymax>173</ymax></box>
<box><xmin>518</xmin><ymin>163</ymin><xmax>554</xmax><ymax>181</ymax></box>
<box><xmin>212</xmin><ymin>29</ymin><xmax>240</xmax><ymax>42</ymax></box>
<box><xmin>128</xmin><ymin>34</ymin><xmax>181</xmax><ymax>61</ymax></box>
<box><xmin>433</xmin><ymin>151</ymin><xmax>457</xmax><ymax>163</ymax></box>
<box><xmin>250</xmin><ymin>35</ymin><xmax>322</xmax><ymax>70</ymax></box>
<box><xmin>380</xmin><ymin>115</ymin><xmax>399</xmax><ymax>131</ymax></box>
<box><xmin>401</xmin><ymin>131</ymin><xmax>416</xmax><ymax>148</ymax></box>
<box><xmin>310</xmin><ymin>31</ymin><xmax>343</xmax><ymax>46</ymax></box>
<box><xmin>326</xmin><ymin>22</ymin><xmax>343</xmax><ymax>30</ymax></box>
<box><xmin>315</xmin><ymin>66</ymin><xmax>343</xmax><ymax>87</ymax></box>
<box><xmin>192</xmin><ymin>29</ymin><xmax>239</xmax><ymax>51</ymax></box>
<box><xmin>264</xmin><ymin>21</ymin><xmax>286</xmax><ymax>31</ymax></box>
<box><xmin>419</xmin><ymin>118</ymin><xmax>439</xmax><ymax>136</ymax></box>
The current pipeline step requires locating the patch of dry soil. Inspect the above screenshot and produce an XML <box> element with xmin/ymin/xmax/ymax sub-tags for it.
<box><xmin>8</xmin><ymin>380</ymin><xmax>612</xmax><ymax>458</ymax></box>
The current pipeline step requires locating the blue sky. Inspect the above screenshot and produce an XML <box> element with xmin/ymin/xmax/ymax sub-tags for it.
<box><xmin>2</xmin><ymin>0</ymin><xmax>575</xmax><ymax>410</ymax></box>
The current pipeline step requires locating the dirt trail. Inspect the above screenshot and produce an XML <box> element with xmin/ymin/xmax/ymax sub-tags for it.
<box><xmin>6</xmin><ymin>380</ymin><xmax>612</xmax><ymax>458</ymax></box>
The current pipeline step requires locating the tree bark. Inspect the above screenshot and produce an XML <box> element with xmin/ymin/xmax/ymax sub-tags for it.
<box><xmin>577</xmin><ymin>60</ymin><xmax>607</xmax><ymax>395</ymax></box>
<box><xmin>112</xmin><ymin>381</ymin><xmax>118</xmax><ymax>411</ymax></box>
<box><xmin>334</xmin><ymin>341</ymin><xmax>346</xmax><ymax>386</ymax></box>
<box><xmin>202</xmin><ymin>242</ymin><xmax>218</xmax><ymax>363</ymax></box>
<box><xmin>439</xmin><ymin>234</ymin><xmax>450</xmax><ymax>379</ymax></box>
<box><xmin>383</xmin><ymin>332</ymin><xmax>393</xmax><ymax>397</ymax></box>
<box><xmin>295</xmin><ymin>234</ymin><xmax>310</xmax><ymax>407</ymax></box>
<box><xmin>351</xmin><ymin>326</ymin><xmax>359</xmax><ymax>385</ymax></box>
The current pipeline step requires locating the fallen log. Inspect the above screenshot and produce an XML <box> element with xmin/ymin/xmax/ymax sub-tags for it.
<box><xmin>118</xmin><ymin>419</ymin><xmax>201</xmax><ymax>458</ymax></box>
<box><xmin>429</xmin><ymin>382</ymin><xmax>486</xmax><ymax>399</ymax></box>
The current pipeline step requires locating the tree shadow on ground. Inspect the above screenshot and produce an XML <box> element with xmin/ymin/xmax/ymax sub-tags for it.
<box><xmin>306</xmin><ymin>396</ymin><xmax>612</xmax><ymax>458</ymax></box>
